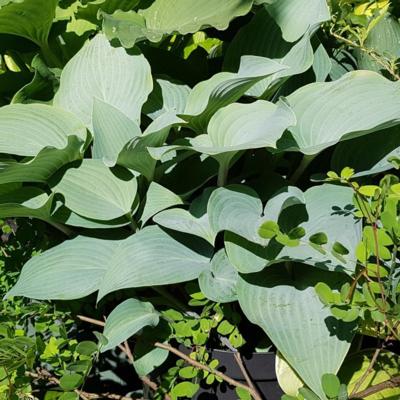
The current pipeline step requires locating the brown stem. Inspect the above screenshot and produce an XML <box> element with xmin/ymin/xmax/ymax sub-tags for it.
<box><xmin>78</xmin><ymin>315</ymin><xmax>261</xmax><ymax>399</ymax></box>
<box><xmin>77</xmin><ymin>316</ymin><xmax>170</xmax><ymax>400</ymax></box>
<box><xmin>233</xmin><ymin>352</ymin><xmax>262</xmax><ymax>399</ymax></box>
<box><xmin>330</xmin><ymin>30</ymin><xmax>400</xmax><ymax>80</ymax></box>
<box><xmin>350</xmin><ymin>375</ymin><xmax>400</xmax><ymax>399</ymax></box>
<box><xmin>350</xmin><ymin>345</ymin><xmax>382</xmax><ymax>396</ymax></box>
<box><xmin>26</xmin><ymin>370</ymin><xmax>134</xmax><ymax>400</ymax></box>
<box><xmin>154</xmin><ymin>342</ymin><xmax>263</xmax><ymax>400</ymax></box>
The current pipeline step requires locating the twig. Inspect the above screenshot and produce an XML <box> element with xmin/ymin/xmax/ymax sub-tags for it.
<box><xmin>154</xmin><ymin>342</ymin><xmax>263</xmax><ymax>400</ymax></box>
<box><xmin>330</xmin><ymin>29</ymin><xmax>400</xmax><ymax>80</ymax></box>
<box><xmin>350</xmin><ymin>345</ymin><xmax>382</xmax><ymax>396</ymax></box>
<box><xmin>77</xmin><ymin>316</ymin><xmax>170</xmax><ymax>400</ymax></box>
<box><xmin>233</xmin><ymin>352</ymin><xmax>262</xmax><ymax>399</ymax></box>
<box><xmin>26</xmin><ymin>370</ymin><xmax>134</xmax><ymax>400</ymax></box>
<box><xmin>350</xmin><ymin>375</ymin><xmax>400</xmax><ymax>399</ymax></box>
<box><xmin>78</xmin><ymin>315</ymin><xmax>262</xmax><ymax>399</ymax></box>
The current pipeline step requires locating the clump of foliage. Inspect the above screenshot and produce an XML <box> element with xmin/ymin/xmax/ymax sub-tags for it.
<box><xmin>0</xmin><ymin>0</ymin><xmax>400</xmax><ymax>399</ymax></box>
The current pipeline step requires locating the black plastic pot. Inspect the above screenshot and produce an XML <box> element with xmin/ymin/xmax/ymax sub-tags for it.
<box><xmin>193</xmin><ymin>349</ymin><xmax>283</xmax><ymax>400</ymax></box>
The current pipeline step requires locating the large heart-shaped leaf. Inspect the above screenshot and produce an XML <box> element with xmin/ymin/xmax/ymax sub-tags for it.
<box><xmin>208</xmin><ymin>184</ymin><xmax>361</xmax><ymax>273</ymax></box>
<box><xmin>0</xmin><ymin>0</ymin><xmax>58</xmax><ymax>46</ymax></box>
<box><xmin>8</xmin><ymin>226</ymin><xmax>212</xmax><ymax>300</ymax></box>
<box><xmin>199</xmin><ymin>249</ymin><xmax>238</xmax><ymax>303</ymax></box>
<box><xmin>143</xmin><ymin>78</ymin><xmax>191</xmax><ymax>121</ymax></box>
<box><xmin>285</xmin><ymin>71</ymin><xmax>400</xmax><ymax>155</ymax></box>
<box><xmin>0</xmin><ymin>136</ymin><xmax>84</xmax><ymax>185</ymax></box>
<box><xmin>150</xmin><ymin>99</ymin><xmax>295</xmax><ymax>171</ymax></box>
<box><xmin>117</xmin><ymin>111</ymin><xmax>184</xmax><ymax>180</ymax></box>
<box><xmin>140</xmin><ymin>182</ymin><xmax>183</xmax><ymax>226</ymax></box>
<box><xmin>97</xmin><ymin>227</ymin><xmax>212</xmax><ymax>300</ymax></box>
<box><xmin>0</xmin><ymin>104</ymin><xmax>86</xmax><ymax>156</ymax></box>
<box><xmin>208</xmin><ymin>185</ymin><xmax>264</xmax><ymax>244</ymax></box>
<box><xmin>312</xmin><ymin>43</ymin><xmax>332</xmax><ymax>82</ymax></box>
<box><xmin>51</xmin><ymin>204</ymin><xmax>131</xmax><ymax>230</ymax></box>
<box><xmin>52</xmin><ymin>159</ymin><xmax>138</xmax><ymax>221</ymax></box>
<box><xmin>224</xmin><ymin>9</ymin><xmax>313</xmax><ymax>98</ymax></box>
<box><xmin>102</xmin><ymin>299</ymin><xmax>160</xmax><ymax>352</ymax></box>
<box><xmin>102</xmin><ymin>0</ymin><xmax>253</xmax><ymax>47</ymax></box>
<box><xmin>92</xmin><ymin>99</ymin><xmax>141</xmax><ymax>166</ymax></box>
<box><xmin>0</xmin><ymin>187</ymin><xmax>53</xmax><ymax>220</ymax></box>
<box><xmin>8</xmin><ymin>235</ymin><xmax>117</xmax><ymax>300</ymax></box>
<box><xmin>154</xmin><ymin>188</ymin><xmax>216</xmax><ymax>245</ymax></box>
<box><xmin>224</xmin><ymin>8</ymin><xmax>291</xmax><ymax>71</ymax></box>
<box><xmin>189</xmin><ymin>99</ymin><xmax>296</xmax><ymax>155</ymax></box>
<box><xmin>181</xmin><ymin>56</ymin><xmax>288</xmax><ymax>133</ymax></box>
<box><xmin>238</xmin><ymin>265</ymin><xmax>354</xmax><ymax>400</ymax></box>
<box><xmin>54</xmin><ymin>34</ymin><xmax>152</xmax><ymax>129</ymax></box>
<box><xmin>266</xmin><ymin>0</ymin><xmax>330</xmax><ymax>42</ymax></box>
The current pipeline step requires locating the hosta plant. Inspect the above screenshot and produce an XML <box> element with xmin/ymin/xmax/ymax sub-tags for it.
<box><xmin>1</xmin><ymin>0</ymin><xmax>400</xmax><ymax>399</ymax></box>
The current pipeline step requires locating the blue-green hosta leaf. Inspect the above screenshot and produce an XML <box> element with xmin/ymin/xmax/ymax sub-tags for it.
<box><xmin>54</xmin><ymin>34</ymin><xmax>153</xmax><ymax>129</ymax></box>
<box><xmin>331</xmin><ymin>126</ymin><xmax>400</xmax><ymax>177</ymax></box>
<box><xmin>153</xmin><ymin>188</ymin><xmax>216</xmax><ymax>245</ymax></box>
<box><xmin>286</xmin><ymin>71</ymin><xmax>400</xmax><ymax>155</ymax></box>
<box><xmin>0</xmin><ymin>0</ymin><xmax>58</xmax><ymax>46</ymax></box>
<box><xmin>181</xmin><ymin>56</ymin><xmax>288</xmax><ymax>133</ymax></box>
<box><xmin>98</xmin><ymin>226</ymin><xmax>212</xmax><ymax>300</ymax></box>
<box><xmin>92</xmin><ymin>99</ymin><xmax>141</xmax><ymax>166</ymax></box>
<box><xmin>11</xmin><ymin>55</ymin><xmax>58</xmax><ymax>104</ymax></box>
<box><xmin>140</xmin><ymin>182</ymin><xmax>183</xmax><ymax>225</ymax></box>
<box><xmin>312</xmin><ymin>43</ymin><xmax>332</xmax><ymax>82</ymax></box>
<box><xmin>8</xmin><ymin>235</ymin><xmax>117</xmax><ymax>300</ymax></box>
<box><xmin>199</xmin><ymin>249</ymin><xmax>238</xmax><ymax>303</ymax></box>
<box><xmin>266</xmin><ymin>0</ymin><xmax>330</xmax><ymax>42</ymax></box>
<box><xmin>143</xmin><ymin>78</ymin><xmax>191</xmax><ymax>120</ymax></box>
<box><xmin>0</xmin><ymin>136</ymin><xmax>85</xmax><ymax>185</ymax></box>
<box><xmin>279</xmin><ymin>185</ymin><xmax>361</xmax><ymax>273</ymax></box>
<box><xmin>51</xmin><ymin>202</ymin><xmax>131</xmax><ymax>229</ymax></box>
<box><xmin>223</xmin><ymin>9</ymin><xmax>314</xmax><ymax>97</ymax></box>
<box><xmin>117</xmin><ymin>112</ymin><xmax>184</xmax><ymax>180</ymax></box>
<box><xmin>224</xmin><ymin>8</ymin><xmax>291</xmax><ymax>71</ymax></box>
<box><xmin>209</xmin><ymin>184</ymin><xmax>360</xmax><ymax>273</ymax></box>
<box><xmin>154</xmin><ymin>208</ymin><xmax>215</xmax><ymax>245</ymax></box>
<box><xmin>0</xmin><ymin>104</ymin><xmax>86</xmax><ymax>157</ymax></box>
<box><xmin>52</xmin><ymin>159</ymin><xmax>138</xmax><ymax>221</ymax></box>
<box><xmin>0</xmin><ymin>187</ymin><xmax>53</xmax><ymax>220</ymax></box>
<box><xmin>208</xmin><ymin>185</ymin><xmax>264</xmax><ymax>244</ymax></box>
<box><xmin>133</xmin><ymin>347</ymin><xmax>168</xmax><ymax>377</ymax></box>
<box><xmin>189</xmin><ymin>99</ymin><xmax>296</xmax><ymax>155</ymax></box>
<box><xmin>102</xmin><ymin>299</ymin><xmax>159</xmax><ymax>352</ymax></box>
<box><xmin>238</xmin><ymin>265</ymin><xmax>354</xmax><ymax>400</ymax></box>
<box><xmin>224</xmin><ymin>186</ymin><xmax>305</xmax><ymax>273</ymax></box>
<box><xmin>8</xmin><ymin>226</ymin><xmax>212</xmax><ymax>300</ymax></box>
<box><xmin>150</xmin><ymin>99</ymin><xmax>295</xmax><ymax>167</ymax></box>
<box><xmin>102</xmin><ymin>0</ymin><xmax>253</xmax><ymax>47</ymax></box>
<box><xmin>246</xmin><ymin>32</ymin><xmax>314</xmax><ymax>98</ymax></box>
<box><xmin>356</xmin><ymin>14</ymin><xmax>400</xmax><ymax>73</ymax></box>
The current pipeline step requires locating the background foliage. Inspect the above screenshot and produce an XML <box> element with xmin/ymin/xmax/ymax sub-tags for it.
<box><xmin>0</xmin><ymin>0</ymin><xmax>400</xmax><ymax>399</ymax></box>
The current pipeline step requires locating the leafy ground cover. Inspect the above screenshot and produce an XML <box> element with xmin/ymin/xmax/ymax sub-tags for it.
<box><xmin>0</xmin><ymin>0</ymin><xmax>400</xmax><ymax>399</ymax></box>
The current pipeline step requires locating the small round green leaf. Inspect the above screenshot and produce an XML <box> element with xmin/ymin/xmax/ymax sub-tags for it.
<box><xmin>258</xmin><ymin>220</ymin><xmax>279</xmax><ymax>239</ymax></box>
<box><xmin>171</xmin><ymin>382</ymin><xmax>200</xmax><ymax>398</ymax></box>
<box><xmin>309</xmin><ymin>232</ymin><xmax>328</xmax><ymax>245</ymax></box>
<box><xmin>75</xmin><ymin>341</ymin><xmax>98</xmax><ymax>356</ymax></box>
<box><xmin>321</xmin><ymin>373</ymin><xmax>341</xmax><ymax>398</ymax></box>
<box><xmin>315</xmin><ymin>282</ymin><xmax>335</xmax><ymax>305</ymax></box>
<box><xmin>59</xmin><ymin>373</ymin><xmax>83</xmax><ymax>391</ymax></box>
<box><xmin>332</xmin><ymin>242</ymin><xmax>350</xmax><ymax>256</ymax></box>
